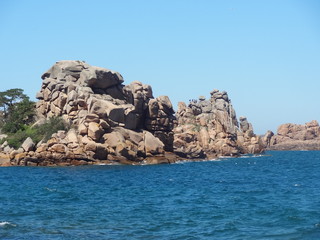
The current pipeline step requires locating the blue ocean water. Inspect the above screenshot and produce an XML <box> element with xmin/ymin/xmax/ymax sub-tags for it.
<box><xmin>0</xmin><ymin>151</ymin><xmax>320</xmax><ymax>240</ymax></box>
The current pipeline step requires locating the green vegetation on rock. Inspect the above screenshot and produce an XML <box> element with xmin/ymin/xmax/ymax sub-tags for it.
<box><xmin>0</xmin><ymin>88</ymin><xmax>70</xmax><ymax>149</ymax></box>
<box><xmin>2</xmin><ymin>117</ymin><xmax>70</xmax><ymax>149</ymax></box>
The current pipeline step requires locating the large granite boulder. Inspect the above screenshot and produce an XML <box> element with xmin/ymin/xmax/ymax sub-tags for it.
<box><xmin>21</xmin><ymin>137</ymin><xmax>35</xmax><ymax>152</ymax></box>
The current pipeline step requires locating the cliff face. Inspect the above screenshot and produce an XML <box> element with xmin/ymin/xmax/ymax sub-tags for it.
<box><xmin>174</xmin><ymin>90</ymin><xmax>264</xmax><ymax>158</ymax></box>
<box><xmin>264</xmin><ymin>120</ymin><xmax>320</xmax><ymax>150</ymax></box>
<box><xmin>0</xmin><ymin>61</ymin><xmax>265</xmax><ymax>166</ymax></box>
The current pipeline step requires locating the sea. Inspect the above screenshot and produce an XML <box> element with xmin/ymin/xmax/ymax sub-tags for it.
<box><xmin>0</xmin><ymin>151</ymin><xmax>319</xmax><ymax>240</ymax></box>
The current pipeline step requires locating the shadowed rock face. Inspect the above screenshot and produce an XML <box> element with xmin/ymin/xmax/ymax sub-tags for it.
<box><xmin>174</xmin><ymin>90</ymin><xmax>264</xmax><ymax>158</ymax></box>
<box><xmin>264</xmin><ymin>120</ymin><xmax>320</xmax><ymax>150</ymax></box>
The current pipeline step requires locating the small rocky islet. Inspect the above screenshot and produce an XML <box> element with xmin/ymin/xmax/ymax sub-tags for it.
<box><xmin>0</xmin><ymin>60</ymin><xmax>317</xmax><ymax>166</ymax></box>
<box><xmin>264</xmin><ymin>120</ymin><xmax>320</xmax><ymax>150</ymax></box>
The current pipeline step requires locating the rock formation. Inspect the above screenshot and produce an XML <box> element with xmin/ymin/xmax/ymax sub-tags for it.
<box><xmin>174</xmin><ymin>90</ymin><xmax>264</xmax><ymax>158</ymax></box>
<box><xmin>0</xmin><ymin>60</ymin><xmax>266</xmax><ymax>166</ymax></box>
<box><xmin>6</xmin><ymin>60</ymin><xmax>177</xmax><ymax>166</ymax></box>
<box><xmin>264</xmin><ymin>120</ymin><xmax>320</xmax><ymax>150</ymax></box>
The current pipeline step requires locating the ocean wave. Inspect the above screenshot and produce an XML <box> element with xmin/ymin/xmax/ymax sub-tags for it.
<box><xmin>173</xmin><ymin>158</ymin><xmax>221</xmax><ymax>164</ymax></box>
<box><xmin>209</xmin><ymin>159</ymin><xmax>221</xmax><ymax>162</ymax></box>
<box><xmin>44</xmin><ymin>187</ymin><xmax>57</xmax><ymax>192</ymax></box>
<box><xmin>0</xmin><ymin>221</ymin><xmax>16</xmax><ymax>227</ymax></box>
<box><xmin>239</xmin><ymin>154</ymin><xmax>266</xmax><ymax>159</ymax></box>
<box><xmin>173</xmin><ymin>160</ymin><xmax>187</xmax><ymax>164</ymax></box>
<box><xmin>97</xmin><ymin>163</ymin><xmax>121</xmax><ymax>166</ymax></box>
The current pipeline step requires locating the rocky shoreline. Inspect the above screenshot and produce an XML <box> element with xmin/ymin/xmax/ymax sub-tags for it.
<box><xmin>263</xmin><ymin>120</ymin><xmax>320</xmax><ymax>151</ymax></box>
<box><xmin>0</xmin><ymin>60</ymin><xmax>270</xmax><ymax>166</ymax></box>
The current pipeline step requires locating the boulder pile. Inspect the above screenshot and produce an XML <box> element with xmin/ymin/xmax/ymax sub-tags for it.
<box><xmin>174</xmin><ymin>90</ymin><xmax>264</xmax><ymax>158</ymax></box>
<box><xmin>264</xmin><ymin>120</ymin><xmax>320</xmax><ymax>150</ymax></box>
<box><xmin>0</xmin><ymin>60</ymin><xmax>266</xmax><ymax>166</ymax></box>
<box><xmin>9</xmin><ymin>60</ymin><xmax>177</xmax><ymax>165</ymax></box>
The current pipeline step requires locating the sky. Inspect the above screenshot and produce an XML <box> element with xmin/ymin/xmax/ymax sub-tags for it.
<box><xmin>0</xmin><ymin>0</ymin><xmax>319</xmax><ymax>134</ymax></box>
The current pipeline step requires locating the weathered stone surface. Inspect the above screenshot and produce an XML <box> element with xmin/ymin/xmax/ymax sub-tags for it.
<box><xmin>174</xmin><ymin>89</ymin><xmax>264</xmax><ymax>158</ymax></box>
<box><xmin>263</xmin><ymin>130</ymin><xmax>274</xmax><ymax>147</ymax></box>
<box><xmin>84</xmin><ymin>114</ymin><xmax>100</xmax><ymax>123</ymax></box>
<box><xmin>3</xmin><ymin>60</ymin><xmax>264</xmax><ymax>166</ymax></box>
<box><xmin>9</xmin><ymin>148</ymin><xmax>24</xmax><ymax>160</ymax></box>
<box><xmin>265</xmin><ymin>120</ymin><xmax>320</xmax><ymax>150</ymax></box>
<box><xmin>36</xmin><ymin>61</ymin><xmax>175</xmax><ymax>153</ymax></box>
<box><xmin>90</xmin><ymin>100</ymin><xmax>124</xmax><ymax>122</ymax></box>
<box><xmin>0</xmin><ymin>157</ymin><xmax>11</xmax><ymax>166</ymax></box>
<box><xmin>66</xmin><ymin>129</ymin><xmax>78</xmax><ymax>144</ymax></box>
<box><xmin>78</xmin><ymin>123</ymin><xmax>88</xmax><ymax>135</ymax></box>
<box><xmin>146</xmin><ymin>96</ymin><xmax>176</xmax><ymax>133</ymax></box>
<box><xmin>103</xmin><ymin>131</ymin><xmax>126</xmax><ymax>148</ymax></box>
<box><xmin>157</xmin><ymin>95</ymin><xmax>174</xmax><ymax>115</ymax></box>
<box><xmin>21</xmin><ymin>137</ymin><xmax>35</xmax><ymax>152</ymax></box>
<box><xmin>80</xmin><ymin>66</ymin><xmax>124</xmax><ymax>89</ymax></box>
<box><xmin>94</xmin><ymin>144</ymin><xmax>108</xmax><ymax>160</ymax></box>
<box><xmin>49</xmin><ymin>144</ymin><xmax>67</xmax><ymax>153</ymax></box>
<box><xmin>41</xmin><ymin>60</ymin><xmax>84</xmax><ymax>80</ymax></box>
<box><xmin>144</xmin><ymin>131</ymin><xmax>164</xmax><ymax>156</ymax></box>
<box><xmin>88</xmin><ymin>122</ymin><xmax>104</xmax><ymax>141</ymax></box>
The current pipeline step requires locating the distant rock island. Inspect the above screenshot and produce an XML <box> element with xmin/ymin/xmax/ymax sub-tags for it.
<box><xmin>264</xmin><ymin>120</ymin><xmax>320</xmax><ymax>150</ymax></box>
<box><xmin>0</xmin><ymin>60</ymin><xmax>264</xmax><ymax>166</ymax></box>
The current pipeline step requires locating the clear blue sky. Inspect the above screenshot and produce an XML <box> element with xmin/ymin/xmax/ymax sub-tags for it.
<box><xmin>1</xmin><ymin>0</ymin><xmax>319</xmax><ymax>134</ymax></box>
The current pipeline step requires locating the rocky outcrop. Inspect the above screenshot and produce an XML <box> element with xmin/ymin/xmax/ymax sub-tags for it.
<box><xmin>6</xmin><ymin>60</ymin><xmax>178</xmax><ymax>166</ymax></box>
<box><xmin>265</xmin><ymin>120</ymin><xmax>320</xmax><ymax>150</ymax></box>
<box><xmin>237</xmin><ymin>116</ymin><xmax>264</xmax><ymax>154</ymax></box>
<box><xmin>1</xmin><ymin>60</ymin><xmax>266</xmax><ymax>166</ymax></box>
<box><xmin>174</xmin><ymin>90</ymin><xmax>264</xmax><ymax>158</ymax></box>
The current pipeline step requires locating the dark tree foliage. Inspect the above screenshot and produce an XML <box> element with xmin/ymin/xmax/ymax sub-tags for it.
<box><xmin>0</xmin><ymin>88</ymin><xmax>28</xmax><ymax>117</ymax></box>
<box><xmin>0</xmin><ymin>88</ymin><xmax>35</xmax><ymax>133</ymax></box>
<box><xmin>1</xmin><ymin>98</ymin><xmax>35</xmax><ymax>133</ymax></box>
<box><xmin>0</xmin><ymin>88</ymin><xmax>70</xmax><ymax>149</ymax></box>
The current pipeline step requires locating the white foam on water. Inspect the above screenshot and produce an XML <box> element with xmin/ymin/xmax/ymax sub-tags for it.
<box><xmin>173</xmin><ymin>158</ymin><xmax>220</xmax><ymax>164</ymax></box>
<box><xmin>240</xmin><ymin>154</ymin><xmax>266</xmax><ymax>159</ymax></box>
<box><xmin>174</xmin><ymin>160</ymin><xmax>187</xmax><ymax>164</ymax></box>
<box><xmin>0</xmin><ymin>221</ymin><xmax>16</xmax><ymax>227</ymax></box>
<box><xmin>209</xmin><ymin>159</ymin><xmax>221</xmax><ymax>162</ymax></box>
<box><xmin>140</xmin><ymin>160</ymin><xmax>149</xmax><ymax>165</ymax></box>
<box><xmin>44</xmin><ymin>187</ymin><xmax>57</xmax><ymax>192</ymax></box>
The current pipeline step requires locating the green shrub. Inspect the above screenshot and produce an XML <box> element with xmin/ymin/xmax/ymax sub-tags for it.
<box><xmin>6</xmin><ymin>130</ymin><xmax>29</xmax><ymax>149</ymax></box>
<box><xmin>0</xmin><ymin>89</ymin><xmax>72</xmax><ymax>149</ymax></box>
<box><xmin>3</xmin><ymin>117</ymin><xmax>70</xmax><ymax>149</ymax></box>
<box><xmin>34</xmin><ymin>117</ymin><xmax>70</xmax><ymax>142</ymax></box>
